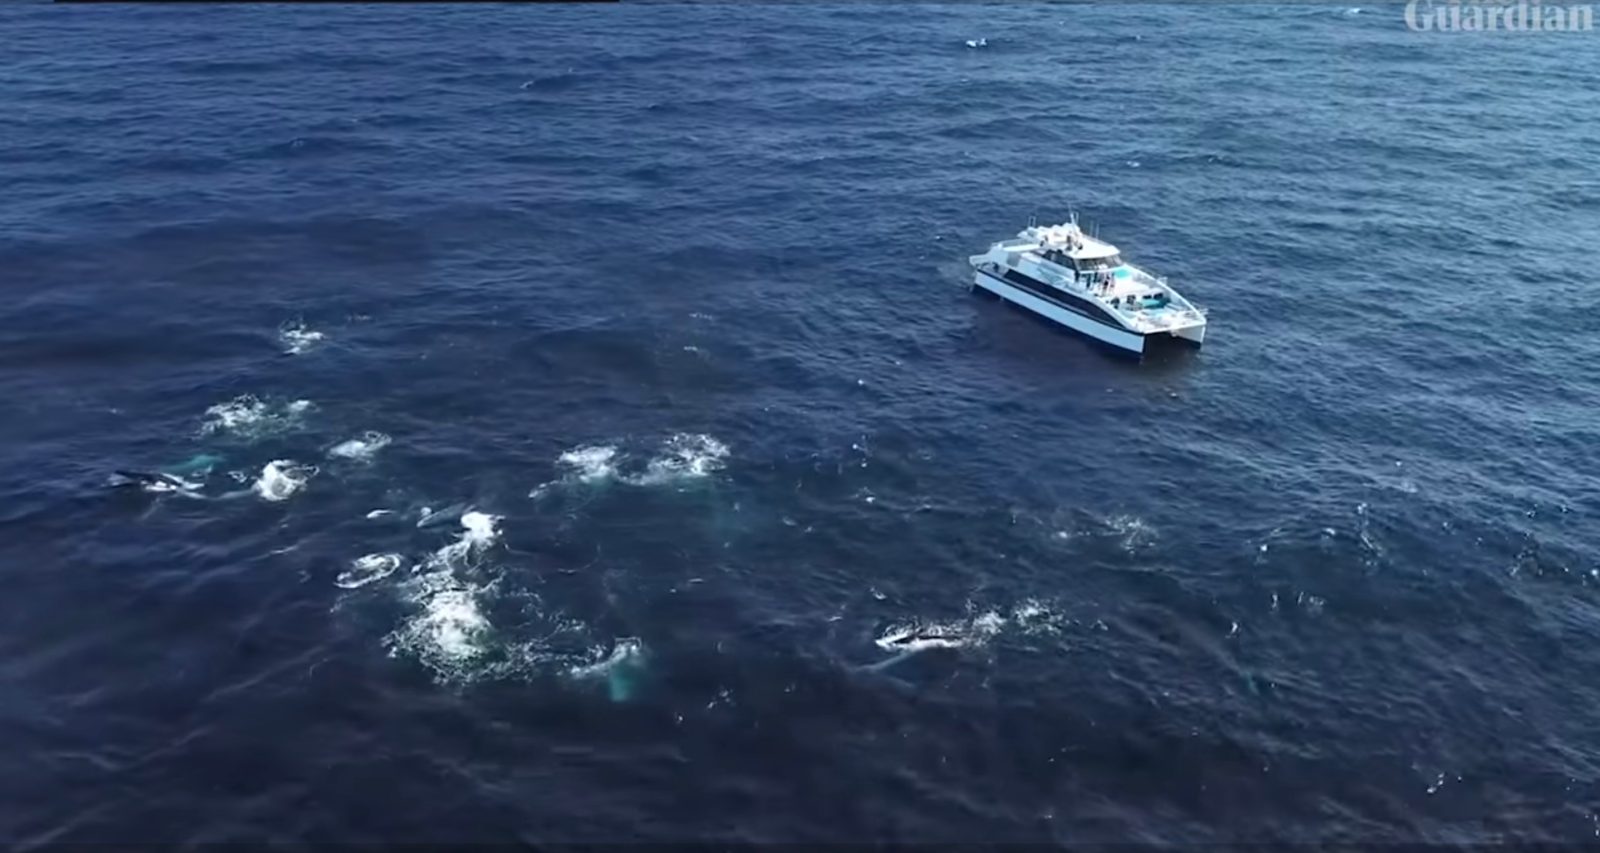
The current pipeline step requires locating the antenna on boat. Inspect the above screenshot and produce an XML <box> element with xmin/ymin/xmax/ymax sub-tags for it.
<box><xmin>1027</xmin><ymin>213</ymin><xmax>1037</xmax><ymax>228</ymax></box>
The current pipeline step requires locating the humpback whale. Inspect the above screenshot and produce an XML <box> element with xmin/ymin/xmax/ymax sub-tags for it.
<box><xmin>111</xmin><ymin>470</ymin><xmax>204</xmax><ymax>496</ymax></box>
<box><xmin>416</xmin><ymin>503</ymin><xmax>470</xmax><ymax>529</ymax></box>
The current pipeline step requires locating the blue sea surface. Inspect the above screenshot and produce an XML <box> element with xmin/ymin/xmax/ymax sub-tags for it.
<box><xmin>3</xmin><ymin>3</ymin><xmax>1600</xmax><ymax>844</ymax></box>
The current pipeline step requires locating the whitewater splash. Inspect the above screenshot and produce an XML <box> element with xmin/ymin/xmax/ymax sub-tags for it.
<box><xmin>635</xmin><ymin>433</ymin><xmax>728</xmax><ymax>484</ymax></box>
<box><xmin>532</xmin><ymin>434</ymin><xmax>729</xmax><ymax>497</ymax></box>
<box><xmin>253</xmin><ymin>460</ymin><xmax>316</xmax><ymax>501</ymax></box>
<box><xmin>384</xmin><ymin>512</ymin><xmax>505</xmax><ymax>678</ymax></box>
<box><xmin>875</xmin><ymin>611</ymin><xmax>1006</xmax><ymax>653</ymax></box>
<box><xmin>559</xmin><ymin>445</ymin><xmax>620</xmax><ymax>483</ymax></box>
<box><xmin>383</xmin><ymin>512</ymin><xmax>604</xmax><ymax>682</ymax></box>
<box><xmin>387</xmin><ymin>569</ymin><xmax>494</xmax><ymax>676</ymax></box>
<box><xmin>336</xmin><ymin>553</ymin><xmax>404</xmax><ymax>589</ymax></box>
<box><xmin>199</xmin><ymin>395</ymin><xmax>313</xmax><ymax>439</ymax></box>
<box><xmin>1052</xmin><ymin>512</ymin><xmax>1158</xmax><ymax>554</ymax></box>
<box><xmin>869</xmin><ymin>599</ymin><xmax>1069</xmax><ymax>668</ymax></box>
<box><xmin>432</xmin><ymin>510</ymin><xmax>501</xmax><ymax>568</ymax></box>
<box><xmin>279</xmin><ymin>320</ymin><xmax>325</xmax><ymax>355</ymax></box>
<box><xmin>328</xmin><ymin>431</ymin><xmax>392</xmax><ymax>462</ymax></box>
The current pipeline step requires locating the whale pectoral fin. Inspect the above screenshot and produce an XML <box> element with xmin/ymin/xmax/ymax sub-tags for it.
<box><xmin>113</xmin><ymin>470</ymin><xmax>170</xmax><ymax>487</ymax></box>
<box><xmin>857</xmin><ymin>648</ymin><xmax>923</xmax><ymax>674</ymax></box>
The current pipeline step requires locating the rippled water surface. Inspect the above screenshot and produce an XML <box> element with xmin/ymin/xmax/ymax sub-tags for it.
<box><xmin>4</xmin><ymin>3</ymin><xmax>1600</xmax><ymax>844</ymax></box>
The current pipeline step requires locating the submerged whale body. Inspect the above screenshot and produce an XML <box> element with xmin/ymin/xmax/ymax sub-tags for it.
<box><xmin>164</xmin><ymin>453</ymin><xmax>224</xmax><ymax>476</ymax></box>
<box><xmin>569</xmin><ymin>638</ymin><xmax>648</xmax><ymax>702</ymax></box>
<box><xmin>416</xmin><ymin>503</ymin><xmax>470</xmax><ymax>529</ymax></box>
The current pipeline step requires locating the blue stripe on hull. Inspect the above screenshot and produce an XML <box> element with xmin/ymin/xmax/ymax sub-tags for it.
<box><xmin>973</xmin><ymin>270</ymin><xmax>1147</xmax><ymax>358</ymax></box>
<box><xmin>994</xmin><ymin>268</ymin><xmax>1125</xmax><ymax>328</ymax></box>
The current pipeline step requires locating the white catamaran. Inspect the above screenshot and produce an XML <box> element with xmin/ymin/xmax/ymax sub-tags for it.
<box><xmin>968</xmin><ymin>217</ymin><xmax>1206</xmax><ymax>356</ymax></box>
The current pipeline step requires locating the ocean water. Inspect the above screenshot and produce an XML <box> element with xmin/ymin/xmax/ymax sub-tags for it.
<box><xmin>3</xmin><ymin>2</ymin><xmax>1599</xmax><ymax>844</ymax></box>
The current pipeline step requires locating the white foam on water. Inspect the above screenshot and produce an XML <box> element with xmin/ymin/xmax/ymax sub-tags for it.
<box><xmin>383</xmin><ymin>519</ymin><xmax>502</xmax><ymax>680</ymax></box>
<box><xmin>1009</xmin><ymin>599</ymin><xmax>1067</xmax><ymax>636</ymax></box>
<box><xmin>875</xmin><ymin>610</ymin><xmax>1004</xmax><ymax>653</ymax></box>
<box><xmin>279</xmin><ymin>321</ymin><xmax>325</xmax><ymax>355</ymax></box>
<box><xmin>202</xmin><ymin>396</ymin><xmax>269</xmax><ymax>433</ymax></box>
<box><xmin>430</xmin><ymin>510</ymin><xmax>503</xmax><ymax>569</ymax></box>
<box><xmin>417</xmin><ymin>589</ymin><xmax>489</xmax><ymax>661</ymax></box>
<box><xmin>1105</xmin><ymin>514</ymin><xmax>1157</xmax><ymax>552</ymax></box>
<box><xmin>385</xmin><ymin>523</ymin><xmax>602</xmax><ymax>682</ymax></box>
<box><xmin>534</xmin><ymin>435</ymin><xmax>728</xmax><ymax>496</ymax></box>
<box><xmin>253</xmin><ymin>460</ymin><xmax>315</xmax><ymax>502</ymax></box>
<box><xmin>630</xmin><ymin>433</ymin><xmax>729</xmax><ymax>485</ymax></box>
<box><xmin>336</xmin><ymin>553</ymin><xmax>403</xmax><ymax>589</ymax></box>
<box><xmin>199</xmin><ymin>395</ymin><xmax>314</xmax><ymax>439</ymax></box>
<box><xmin>1050</xmin><ymin>513</ymin><xmax>1155</xmax><ymax>553</ymax></box>
<box><xmin>460</xmin><ymin>510</ymin><xmax>500</xmax><ymax>543</ymax></box>
<box><xmin>328</xmin><ymin>431</ymin><xmax>392</xmax><ymax>462</ymax></box>
<box><xmin>387</xmin><ymin>572</ymin><xmax>494</xmax><ymax>676</ymax></box>
<box><xmin>965</xmin><ymin>37</ymin><xmax>988</xmax><ymax>48</ymax></box>
<box><xmin>530</xmin><ymin>443</ymin><xmax>622</xmax><ymax>497</ymax></box>
<box><xmin>873</xmin><ymin>600</ymin><xmax>1067</xmax><ymax>656</ymax></box>
<box><xmin>971</xmin><ymin>609</ymin><xmax>1006</xmax><ymax>636</ymax></box>
<box><xmin>365</xmin><ymin>509</ymin><xmax>394</xmax><ymax>519</ymax></box>
<box><xmin>557</xmin><ymin>445</ymin><xmax>620</xmax><ymax>483</ymax></box>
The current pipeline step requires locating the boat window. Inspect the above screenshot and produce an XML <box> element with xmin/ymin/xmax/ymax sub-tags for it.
<box><xmin>1075</xmin><ymin>254</ymin><xmax>1122</xmax><ymax>271</ymax></box>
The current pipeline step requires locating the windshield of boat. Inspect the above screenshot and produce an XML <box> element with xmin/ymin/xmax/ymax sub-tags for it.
<box><xmin>1075</xmin><ymin>255</ymin><xmax>1122</xmax><ymax>271</ymax></box>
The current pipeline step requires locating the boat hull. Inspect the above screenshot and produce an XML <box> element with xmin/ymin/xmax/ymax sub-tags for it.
<box><xmin>973</xmin><ymin>269</ymin><xmax>1149</xmax><ymax>355</ymax></box>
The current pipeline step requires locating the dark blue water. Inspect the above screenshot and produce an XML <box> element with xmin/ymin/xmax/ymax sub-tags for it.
<box><xmin>4</xmin><ymin>3</ymin><xmax>1600</xmax><ymax>844</ymax></box>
